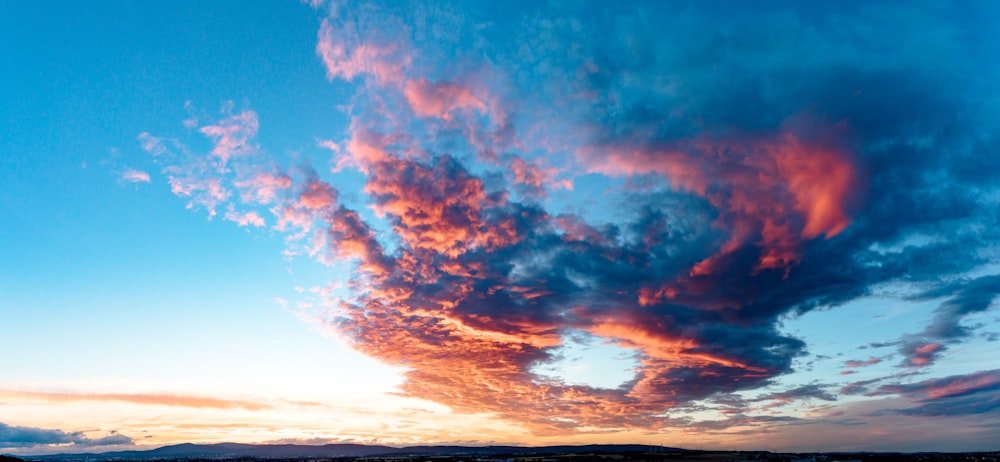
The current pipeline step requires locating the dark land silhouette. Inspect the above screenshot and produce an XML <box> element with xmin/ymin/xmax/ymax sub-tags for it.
<box><xmin>9</xmin><ymin>443</ymin><xmax>1000</xmax><ymax>462</ymax></box>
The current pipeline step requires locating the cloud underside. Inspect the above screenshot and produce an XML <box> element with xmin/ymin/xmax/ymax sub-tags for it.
<box><xmin>138</xmin><ymin>1</ymin><xmax>1000</xmax><ymax>433</ymax></box>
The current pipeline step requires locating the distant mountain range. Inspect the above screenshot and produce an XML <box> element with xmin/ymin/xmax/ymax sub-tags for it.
<box><xmin>23</xmin><ymin>443</ymin><xmax>679</xmax><ymax>461</ymax></box>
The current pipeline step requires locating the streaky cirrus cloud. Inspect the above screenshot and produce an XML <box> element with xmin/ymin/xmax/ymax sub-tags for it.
<box><xmin>132</xmin><ymin>0</ymin><xmax>1000</xmax><ymax>438</ymax></box>
<box><xmin>0</xmin><ymin>389</ymin><xmax>271</xmax><ymax>410</ymax></box>
<box><xmin>867</xmin><ymin>369</ymin><xmax>1000</xmax><ymax>417</ymax></box>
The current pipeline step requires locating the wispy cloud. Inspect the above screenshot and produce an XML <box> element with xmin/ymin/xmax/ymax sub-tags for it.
<box><xmin>0</xmin><ymin>389</ymin><xmax>270</xmax><ymax>410</ymax></box>
<box><xmin>199</xmin><ymin>109</ymin><xmax>259</xmax><ymax>169</ymax></box>
<box><xmin>894</xmin><ymin>275</ymin><xmax>1000</xmax><ymax>367</ymax></box>
<box><xmin>868</xmin><ymin>370</ymin><xmax>1000</xmax><ymax>417</ymax></box>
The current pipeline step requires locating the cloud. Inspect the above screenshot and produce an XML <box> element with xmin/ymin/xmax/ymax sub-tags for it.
<box><xmin>894</xmin><ymin>275</ymin><xmax>1000</xmax><ymax>367</ymax></box>
<box><xmin>234</xmin><ymin>171</ymin><xmax>293</xmax><ymax>204</ymax></box>
<box><xmin>759</xmin><ymin>384</ymin><xmax>838</xmax><ymax>406</ymax></box>
<box><xmin>120</xmin><ymin>168</ymin><xmax>151</xmax><ymax>184</ymax></box>
<box><xmin>0</xmin><ymin>422</ymin><xmax>133</xmax><ymax>449</ymax></box>
<box><xmin>843</xmin><ymin>357</ymin><xmax>883</xmax><ymax>369</ymax></box>
<box><xmin>137</xmin><ymin>132</ymin><xmax>167</xmax><ymax>156</ymax></box>
<box><xmin>0</xmin><ymin>389</ymin><xmax>270</xmax><ymax>410</ymax></box>
<box><xmin>315</xmin><ymin>1</ymin><xmax>996</xmax><ymax>430</ymax></box>
<box><xmin>134</xmin><ymin>0</ymin><xmax>1000</xmax><ymax>437</ymax></box>
<box><xmin>198</xmin><ymin>109</ymin><xmax>259</xmax><ymax>169</ymax></box>
<box><xmin>315</xmin><ymin>10</ymin><xmax>411</xmax><ymax>86</ymax></box>
<box><xmin>874</xmin><ymin>370</ymin><xmax>1000</xmax><ymax>400</ymax></box>
<box><xmin>224</xmin><ymin>208</ymin><xmax>266</xmax><ymax>227</ymax></box>
<box><xmin>581</xmin><ymin>124</ymin><xmax>861</xmax><ymax>277</ymax></box>
<box><xmin>403</xmin><ymin>78</ymin><xmax>487</xmax><ymax>120</ymax></box>
<box><xmin>869</xmin><ymin>370</ymin><xmax>1000</xmax><ymax>417</ymax></box>
<box><xmin>137</xmin><ymin>104</ymin><xmax>276</xmax><ymax>218</ymax></box>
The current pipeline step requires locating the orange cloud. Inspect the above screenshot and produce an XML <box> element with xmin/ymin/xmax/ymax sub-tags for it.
<box><xmin>361</xmin><ymin>150</ymin><xmax>519</xmax><ymax>258</ymax></box>
<box><xmin>583</xmin><ymin>126</ymin><xmax>860</xmax><ymax>279</ymax></box>
<box><xmin>0</xmin><ymin>389</ymin><xmax>270</xmax><ymax>410</ymax></box>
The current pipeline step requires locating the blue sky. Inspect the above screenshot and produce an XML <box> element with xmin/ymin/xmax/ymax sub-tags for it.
<box><xmin>2</xmin><ymin>0</ymin><xmax>1000</xmax><ymax>454</ymax></box>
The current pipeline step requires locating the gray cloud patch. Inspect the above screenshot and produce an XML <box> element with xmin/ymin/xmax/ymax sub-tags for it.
<box><xmin>0</xmin><ymin>423</ymin><xmax>133</xmax><ymax>449</ymax></box>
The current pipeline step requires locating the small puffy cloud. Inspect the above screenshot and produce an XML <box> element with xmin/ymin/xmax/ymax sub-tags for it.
<box><xmin>224</xmin><ymin>209</ymin><xmax>265</xmax><ymax>227</ymax></box>
<box><xmin>120</xmin><ymin>168</ymin><xmax>151</xmax><ymax>184</ymax></box>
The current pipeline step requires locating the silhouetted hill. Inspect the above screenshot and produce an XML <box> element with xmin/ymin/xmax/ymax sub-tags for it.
<box><xmin>24</xmin><ymin>443</ymin><xmax>675</xmax><ymax>461</ymax></box>
<box><xmin>2</xmin><ymin>455</ymin><xmax>26</xmax><ymax>462</ymax></box>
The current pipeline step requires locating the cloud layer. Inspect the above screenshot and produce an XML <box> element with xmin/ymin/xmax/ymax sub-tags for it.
<box><xmin>134</xmin><ymin>0</ymin><xmax>1000</xmax><ymax>439</ymax></box>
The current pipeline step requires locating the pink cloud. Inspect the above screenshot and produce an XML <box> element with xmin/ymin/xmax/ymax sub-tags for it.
<box><xmin>844</xmin><ymin>357</ymin><xmax>883</xmax><ymax>368</ymax></box>
<box><xmin>581</xmin><ymin>121</ymin><xmax>861</xmax><ymax>287</ymax></box>
<box><xmin>329</xmin><ymin>124</ymin><xmax>401</xmax><ymax>173</ymax></box>
<box><xmin>198</xmin><ymin>110</ymin><xmax>259</xmax><ymax>168</ymax></box>
<box><xmin>362</xmin><ymin>153</ymin><xmax>519</xmax><ymax>258</ymax></box>
<box><xmin>137</xmin><ymin>132</ymin><xmax>167</xmax><ymax>156</ymax></box>
<box><xmin>403</xmin><ymin>78</ymin><xmax>487</xmax><ymax>120</ymax></box>
<box><xmin>165</xmin><ymin>170</ymin><xmax>230</xmax><ymax>217</ymax></box>
<box><xmin>224</xmin><ymin>209</ymin><xmax>265</xmax><ymax>227</ymax></box>
<box><xmin>0</xmin><ymin>389</ymin><xmax>269</xmax><ymax>410</ymax></box>
<box><xmin>298</xmin><ymin>178</ymin><xmax>337</xmax><ymax>210</ymax></box>
<box><xmin>506</xmin><ymin>156</ymin><xmax>573</xmax><ymax>197</ymax></box>
<box><xmin>121</xmin><ymin>168</ymin><xmax>151</xmax><ymax>184</ymax></box>
<box><xmin>924</xmin><ymin>370</ymin><xmax>1000</xmax><ymax>400</ymax></box>
<box><xmin>873</xmin><ymin>369</ymin><xmax>1000</xmax><ymax>403</ymax></box>
<box><xmin>316</xmin><ymin>19</ymin><xmax>410</xmax><ymax>86</ymax></box>
<box><xmin>903</xmin><ymin>342</ymin><xmax>944</xmax><ymax>366</ymax></box>
<box><xmin>234</xmin><ymin>172</ymin><xmax>293</xmax><ymax>205</ymax></box>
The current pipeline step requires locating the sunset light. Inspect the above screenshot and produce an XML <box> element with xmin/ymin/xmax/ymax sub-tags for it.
<box><xmin>2</xmin><ymin>0</ymin><xmax>999</xmax><ymax>456</ymax></box>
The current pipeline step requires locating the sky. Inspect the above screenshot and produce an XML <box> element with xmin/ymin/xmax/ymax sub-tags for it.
<box><xmin>2</xmin><ymin>0</ymin><xmax>1000</xmax><ymax>455</ymax></box>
